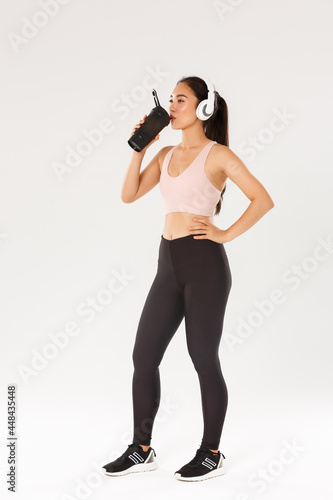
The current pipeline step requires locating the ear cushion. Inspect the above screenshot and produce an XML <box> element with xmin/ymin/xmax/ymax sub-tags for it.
<box><xmin>196</xmin><ymin>99</ymin><xmax>213</xmax><ymax>120</ymax></box>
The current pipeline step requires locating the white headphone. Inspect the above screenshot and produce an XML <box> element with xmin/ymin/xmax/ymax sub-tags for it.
<box><xmin>196</xmin><ymin>77</ymin><xmax>216</xmax><ymax>121</ymax></box>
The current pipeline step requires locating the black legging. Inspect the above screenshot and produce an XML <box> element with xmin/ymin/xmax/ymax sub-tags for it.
<box><xmin>131</xmin><ymin>233</ymin><xmax>232</xmax><ymax>450</ymax></box>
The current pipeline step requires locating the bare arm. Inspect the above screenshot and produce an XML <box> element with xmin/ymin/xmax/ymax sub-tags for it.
<box><xmin>120</xmin><ymin>149</ymin><xmax>146</xmax><ymax>203</ymax></box>
<box><xmin>121</xmin><ymin>146</ymin><xmax>170</xmax><ymax>203</ymax></box>
<box><xmin>121</xmin><ymin>114</ymin><xmax>171</xmax><ymax>203</ymax></box>
<box><xmin>217</xmin><ymin>145</ymin><xmax>274</xmax><ymax>242</ymax></box>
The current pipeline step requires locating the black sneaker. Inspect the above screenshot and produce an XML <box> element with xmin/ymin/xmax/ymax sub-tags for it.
<box><xmin>102</xmin><ymin>442</ymin><xmax>157</xmax><ymax>476</ymax></box>
<box><xmin>174</xmin><ymin>447</ymin><xmax>226</xmax><ymax>481</ymax></box>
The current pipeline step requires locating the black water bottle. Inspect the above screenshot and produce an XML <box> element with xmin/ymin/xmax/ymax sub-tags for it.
<box><xmin>128</xmin><ymin>89</ymin><xmax>170</xmax><ymax>152</ymax></box>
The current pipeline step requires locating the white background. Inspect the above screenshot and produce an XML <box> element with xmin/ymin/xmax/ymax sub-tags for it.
<box><xmin>0</xmin><ymin>0</ymin><xmax>332</xmax><ymax>499</ymax></box>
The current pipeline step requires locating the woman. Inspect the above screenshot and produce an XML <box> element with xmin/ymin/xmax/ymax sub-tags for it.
<box><xmin>102</xmin><ymin>76</ymin><xmax>274</xmax><ymax>482</ymax></box>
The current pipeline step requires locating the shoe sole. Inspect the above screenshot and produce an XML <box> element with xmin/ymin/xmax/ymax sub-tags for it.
<box><xmin>103</xmin><ymin>462</ymin><xmax>158</xmax><ymax>476</ymax></box>
<box><xmin>174</xmin><ymin>466</ymin><xmax>226</xmax><ymax>481</ymax></box>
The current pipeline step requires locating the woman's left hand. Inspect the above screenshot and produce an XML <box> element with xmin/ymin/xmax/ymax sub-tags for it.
<box><xmin>188</xmin><ymin>217</ymin><xmax>228</xmax><ymax>244</ymax></box>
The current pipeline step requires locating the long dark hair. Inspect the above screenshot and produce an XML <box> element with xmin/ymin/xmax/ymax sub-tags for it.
<box><xmin>176</xmin><ymin>76</ymin><xmax>229</xmax><ymax>216</ymax></box>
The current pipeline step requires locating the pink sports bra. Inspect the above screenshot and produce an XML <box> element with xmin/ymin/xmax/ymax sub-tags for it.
<box><xmin>159</xmin><ymin>140</ymin><xmax>221</xmax><ymax>216</ymax></box>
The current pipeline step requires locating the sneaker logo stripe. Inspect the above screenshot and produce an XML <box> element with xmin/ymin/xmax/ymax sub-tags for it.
<box><xmin>201</xmin><ymin>457</ymin><xmax>217</xmax><ymax>469</ymax></box>
<box><xmin>129</xmin><ymin>452</ymin><xmax>144</xmax><ymax>464</ymax></box>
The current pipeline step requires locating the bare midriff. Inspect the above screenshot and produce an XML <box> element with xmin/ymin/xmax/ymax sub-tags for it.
<box><xmin>162</xmin><ymin>212</ymin><xmax>214</xmax><ymax>240</ymax></box>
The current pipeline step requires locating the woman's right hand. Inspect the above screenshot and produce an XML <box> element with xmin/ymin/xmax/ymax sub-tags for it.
<box><xmin>130</xmin><ymin>114</ymin><xmax>160</xmax><ymax>153</ymax></box>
